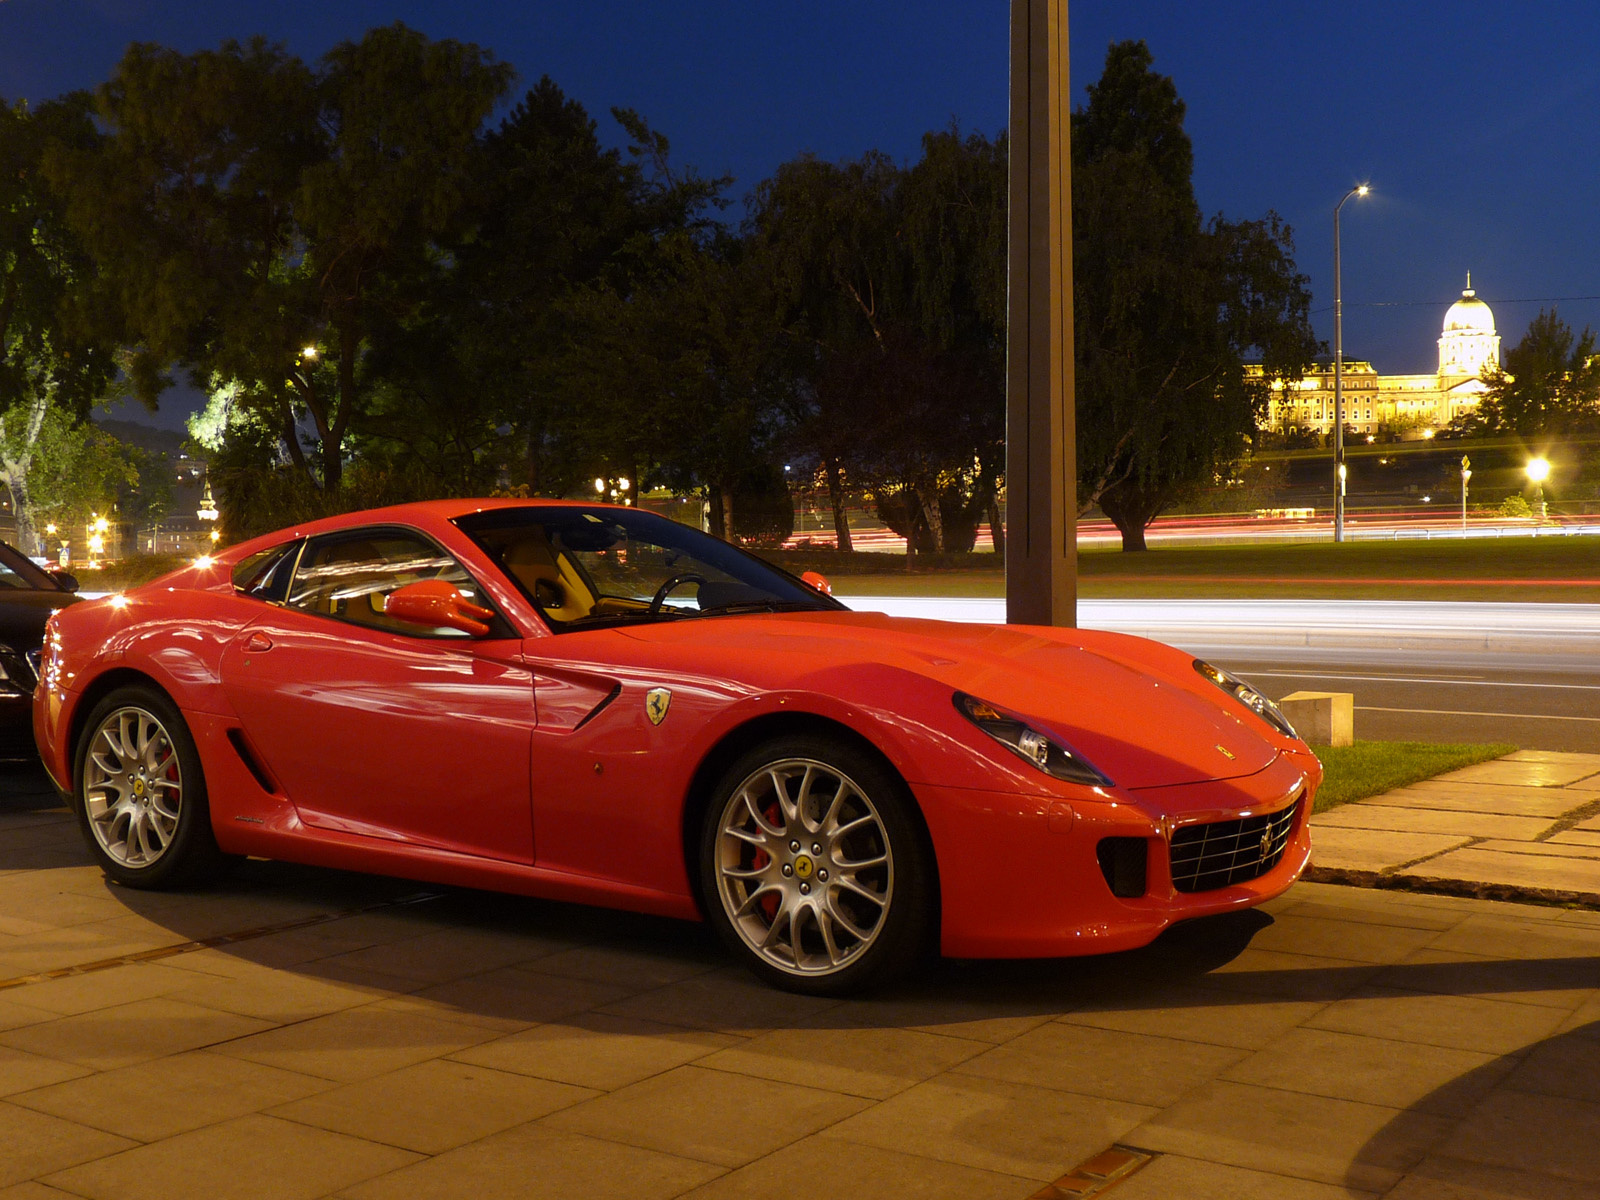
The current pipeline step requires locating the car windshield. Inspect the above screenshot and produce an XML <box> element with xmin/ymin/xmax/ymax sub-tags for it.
<box><xmin>0</xmin><ymin>540</ymin><xmax>62</xmax><ymax>591</ymax></box>
<box><xmin>454</xmin><ymin>505</ymin><xmax>844</xmax><ymax>631</ymax></box>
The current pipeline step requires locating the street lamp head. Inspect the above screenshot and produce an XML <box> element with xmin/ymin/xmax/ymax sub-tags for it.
<box><xmin>1356</xmin><ymin>184</ymin><xmax>1370</xmax><ymax>197</ymax></box>
<box><xmin>1526</xmin><ymin>457</ymin><xmax>1551</xmax><ymax>484</ymax></box>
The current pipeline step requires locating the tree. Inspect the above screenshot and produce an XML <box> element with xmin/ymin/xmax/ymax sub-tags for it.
<box><xmin>47</xmin><ymin>26</ymin><xmax>513</xmax><ymax>499</ymax></box>
<box><xmin>1072</xmin><ymin>42</ymin><xmax>1316</xmax><ymax>550</ymax></box>
<box><xmin>0</xmin><ymin>95</ymin><xmax>118</xmax><ymax>553</ymax></box>
<box><xmin>1469</xmin><ymin>310</ymin><xmax>1600</xmax><ymax>436</ymax></box>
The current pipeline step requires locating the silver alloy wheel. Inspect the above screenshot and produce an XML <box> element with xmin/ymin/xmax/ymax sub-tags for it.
<box><xmin>714</xmin><ymin>757</ymin><xmax>894</xmax><ymax>976</ymax></box>
<box><xmin>82</xmin><ymin>706</ymin><xmax>183</xmax><ymax>869</ymax></box>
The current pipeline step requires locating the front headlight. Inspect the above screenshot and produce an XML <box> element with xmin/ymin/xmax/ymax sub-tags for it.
<box><xmin>1194</xmin><ymin>660</ymin><xmax>1298</xmax><ymax>739</ymax></box>
<box><xmin>954</xmin><ymin>692</ymin><xmax>1113</xmax><ymax>787</ymax></box>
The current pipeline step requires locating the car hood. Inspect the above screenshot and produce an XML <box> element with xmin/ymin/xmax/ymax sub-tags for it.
<box><xmin>618</xmin><ymin>610</ymin><xmax>1277</xmax><ymax>788</ymax></box>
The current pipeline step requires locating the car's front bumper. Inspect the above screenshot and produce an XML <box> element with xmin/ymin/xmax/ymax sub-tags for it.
<box><xmin>918</xmin><ymin>751</ymin><xmax>1315</xmax><ymax>959</ymax></box>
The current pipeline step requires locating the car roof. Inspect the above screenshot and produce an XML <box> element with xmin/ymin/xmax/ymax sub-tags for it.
<box><xmin>219</xmin><ymin>498</ymin><xmax>638</xmax><ymax>565</ymax></box>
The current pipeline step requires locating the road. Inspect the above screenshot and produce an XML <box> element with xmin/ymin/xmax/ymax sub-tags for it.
<box><xmin>836</xmin><ymin>596</ymin><xmax>1600</xmax><ymax>752</ymax></box>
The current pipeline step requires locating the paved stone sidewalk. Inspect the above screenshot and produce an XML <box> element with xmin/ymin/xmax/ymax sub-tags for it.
<box><xmin>1308</xmin><ymin>751</ymin><xmax>1600</xmax><ymax>905</ymax></box>
<box><xmin>2</xmin><ymin>780</ymin><xmax>1600</xmax><ymax>1199</ymax></box>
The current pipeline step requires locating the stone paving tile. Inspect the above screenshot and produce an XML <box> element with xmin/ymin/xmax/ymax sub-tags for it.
<box><xmin>825</xmin><ymin>1071</ymin><xmax>1153</xmax><ymax>1180</ymax></box>
<box><xmin>271</xmin><ymin>1059</ymin><xmax>593</xmax><ymax>1155</ymax></box>
<box><xmin>1220</xmin><ymin>1027</ymin><xmax>1505</xmax><ymax>1116</ymax></box>
<box><xmin>594</xmin><ymin>966</ymin><xmax>844</xmax><ymax>1036</ymax></box>
<box><xmin>0</xmin><ymin>1044</ymin><xmax>89</xmax><ymax>1096</ymax></box>
<box><xmin>161</xmin><ymin>960</ymin><xmax>409</xmax><ymax>1024</ymax></box>
<box><xmin>1426</xmin><ymin>913</ymin><xmax>1600</xmax><ymax>960</ymax></box>
<box><xmin>1241</xmin><ymin>912</ymin><xmax>1445</xmax><ymax>964</ymax></box>
<box><xmin>954</xmin><ymin>1020</ymin><xmax>1246</xmax><ymax>1108</ymax></box>
<box><xmin>1549</xmin><ymin>830</ymin><xmax>1600</xmax><ymax>847</ymax></box>
<box><xmin>1275</xmin><ymin>895</ymin><xmax>1464</xmax><ymax>932</ymax></box>
<box><xmin>0</xmin><ymin>995</ymin><xmax>58</xmax><ymax>1034</ymax></box>
<box><xmin>1471</xmin><ymin>838</ymin><xmax>1600</xmax><ymax>859</ymax></box>
<box><xmin>43</xmin><ymin>1113</ymin><xmax>419</xmax><ymax>1200</ymax></box>
<box><xmin>314</xmin><ymin>925</ymin><xmax>576</xmax><ymax>986</ymax></box>
<box><xmin>543</xmin><ymin>1064</ymin><xmax>868</xmax><ymax>1168</ymax></box>
<box><xmin>11</xmin><ymin>1049</ymin><xmax>331</xmax><ymax>1142</ymax></box>
<box><xmin>4</xmin><ymin>962</ymin><xmax>197</xmax><ymax>1017</ymax></box>
<box><xmin>1130</xmin><ymin>1079</ymin><xmax>1452</xmax><ymax>1193</ymax></box>
<box><xmin>1375</xmin><ymin>948</ymin><xmax>1598</xmax><ymax>1011</ymax></box>
<box><xmin>1498</xmin><ymin>1032</ymin><xmax>1600</xmax><ymax>1103</ymax></box>
<box><xmin>673</xmin><ymin>1135</ymin><xmax>1032</xmax><ymax>1200</ymax></box>
<box><xmin>1311</xmin><ymin>806</ymin><xmax>1553</xmax><ymax>840</ymax></box>
<box><xmin>1107</xmin><ymin>1153</ymin><xmax>1379</xmax><ymax>1200</ymax></box>
<box><xmin>1438</xmin><ymin>758</ymin><xmax>1600</xmax><ymax>787</ymax></box>
<box><xmin>1362</xmin><ymin>787</ymin><xmax>1584</xmax><ymax>818</ymax></box>
<box><xmin>337</xmin><ymin>1124</ymin><xmax>723</xmax><ymax>1200</ymax></box>
<box><xmin>1305</xmin><ymin>986</ymin><xmax>1569</xmax><ymax>1056</ymax></box>
<box><xmin>0</xmin><ymin>997</ymin><xmax>271</xmax><ymax>1072</ymax></box>
<box><xmin>696</xmin><ymin>1022</ymin><xmax>987</xmax><ymax>1101</ymax></box>
<box><xmin>0</xmin><ymin>1182</ymin><xmax>86</xmax><ymax>1200</ymax></box>
<box><xmin>213</xmin><ymin>1001</ymin><xmax>497</xmax><ymax>1082</ymax></box>
<box><xmin>1060</xmin><ymin>985</ymin><xmax>1330</xmax><ymax>1050</ymax></box>
<box><xmin>449</xmin><ymin>1013</ymin><xmax>739</xmax><ymax>1091</ymax></box>
<box><xmin>404</xmin><ymin>965</ymin><xmax>636</xmax><ymax>1033</ymax></box>
<box><xmin>1408</xmin><ymin>848</ymin><xmax>1600</xmax><ymax>893</ymax></box>
<box><xmin>1386</xmin><ymin>1154</ymin><xmax>1599</xmax><ymax>1200</ymax></box>
<box><xmin>1308</xmin><ymin>828</ymin><xmax>1470</xmax><ymax>873</ymax></box>
<box><xmin>0</xmin><ymin>1102</ymin><xmax>135</xmax><ymax>1189</ymax></box>
<box><xmin>1436</xmin><ymin>1090</ymin><xmax>1600</xmax><ymax>1184</ymax></box>
<box><xmin>1198</xmin><ymin>946</ymin><xmax>1381</xmax><ymax>1002</ymax></box>
<box><xmin>516</xmin><ymin>940</ymin><xmax>725</xmax><ymax>990</ymax></box>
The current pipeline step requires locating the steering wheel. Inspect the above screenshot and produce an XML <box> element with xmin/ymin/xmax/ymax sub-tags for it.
<box><xmin>648</xmin><ymin>573</ymin><xmax>707</xmax><ymax>615</ymax></box>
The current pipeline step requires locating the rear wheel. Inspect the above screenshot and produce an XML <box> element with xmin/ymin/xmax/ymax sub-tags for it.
<box><xmin>72</xmin><ymin>684</ymin><xmax>234</xmax><ymax>889</ymax></box>
<box><xmin>699</xmin><ymin>735</ymin><xmax>934</xmax><ymax>995</ymax></box>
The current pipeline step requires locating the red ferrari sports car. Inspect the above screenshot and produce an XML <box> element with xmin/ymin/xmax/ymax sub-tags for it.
<box><xmin>36</xmin><ymin>500</ymin><xmax>1319</xmax><ymax>993</ymax></box>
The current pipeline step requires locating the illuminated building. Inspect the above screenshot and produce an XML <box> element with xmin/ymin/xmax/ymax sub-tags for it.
<box><xmin>1255</xmin><ymin>276</ymin><xmax>1501</xmax><ymax>438</ymax></box>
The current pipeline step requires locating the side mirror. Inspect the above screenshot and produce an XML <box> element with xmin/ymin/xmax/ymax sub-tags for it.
<box><xmin>800</xmin><ymin>570</ymin><xmax>832</xmax><ymax>596</ymax></box>
<box><xmin>47</xmin><ymin>570</ymin><xmax>79</xmax><ymax>593</ymax></box>
<box><xmin>383</xmin><ymin>580</ymin><xmax>494</xmax><ymax>637</ymax></box>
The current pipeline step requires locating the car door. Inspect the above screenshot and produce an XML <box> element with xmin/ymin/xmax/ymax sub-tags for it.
<box><xmin>217</xmin><ymin>527</ymin><xmax>536</xmax><ymax>863</ymax></box>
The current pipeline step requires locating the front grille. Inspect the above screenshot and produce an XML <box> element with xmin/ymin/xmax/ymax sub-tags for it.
<box><xmin>1169</xmin><ymin>796</ymin><xmax>1299</xmax><ymax>893</ymax></box>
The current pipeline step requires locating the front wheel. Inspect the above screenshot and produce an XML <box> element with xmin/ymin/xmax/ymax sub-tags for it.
<box><xmin>699</xmin><ymin>735</ymin><xmax>935</xmax><ymax>995</ymax></box>
<box><xmin>72</xmin><ymin>684</ymin><xmax>235</xmax><ymax>889</ymax></box>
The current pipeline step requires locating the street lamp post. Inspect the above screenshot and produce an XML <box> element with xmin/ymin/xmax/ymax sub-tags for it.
<box><xmin>1526</xmin><ymin>457</ymin><xmax>1550</xmax><ymax>523</ymax></box>
<box><xmin>1332</xmin><ymin>183</ymin><xmax>1369</xmax><ymax>543</ymax></box>
<box><xmin>1460</xmin><ymin>455</ymin><xmax>1471</xmax><ymax>532</ymax></box>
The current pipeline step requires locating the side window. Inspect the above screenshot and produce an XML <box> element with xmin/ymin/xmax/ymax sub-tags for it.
<box><xmin>285</xmin><ymin>531</ymin><xmax>488</xmax><ymax>637</ymax></box>
<box><xmin>233</xmin><ymin>541</ymin><xmax>302</xmax><ymax>603</ymax></box>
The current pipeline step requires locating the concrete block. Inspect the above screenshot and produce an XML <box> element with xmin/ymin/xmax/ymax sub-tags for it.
<box><xmin>1281</xmin><ymin>691</ymin><xmax>1353</xmax><ymax>747</ymax></box>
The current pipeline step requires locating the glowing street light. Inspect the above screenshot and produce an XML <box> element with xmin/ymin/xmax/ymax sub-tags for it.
<box><xmin>1526</xmin><ymin>457</ymin><xmax>1551</xmax><ymax>522</ymax></box>
<box><xmin>1460</xmin><ymin>455</ymin><xmax>1471</xmax><ymax>532</ymax></box>
<box><xmin>301</xmin><ymin>345</ymin><xmax>319</xmax><ymax>361</ymax></box>
<box><xmin>1332</xmin><ymin>183</ymin><xmax>1371</xmax><ymax>543</ymax></box>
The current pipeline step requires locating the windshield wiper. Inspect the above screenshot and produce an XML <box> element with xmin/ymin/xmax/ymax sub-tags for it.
<box><xmin>693</xmin><ymin>600</ymin><xmax>826</xmax><ymax>617</ymax></box>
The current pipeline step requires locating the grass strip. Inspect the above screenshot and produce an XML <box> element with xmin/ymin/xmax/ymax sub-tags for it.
<box><xmin>1310</xmin><ymin>741</ymin><xmax>1516</xmax><ymax>813</ymax></box>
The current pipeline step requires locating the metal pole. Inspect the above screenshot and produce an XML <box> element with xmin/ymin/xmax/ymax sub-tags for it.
<box><xmin>1331</xmin><ymin>184</ymin><xmax>1367</xmax><ymax>544</ymax></box>
<box><xmin>1333</xmin><ymin>199</ymin><xmax>1345</xmax><ymax>543</ymax></box>
<box><xmin>1005</xmin><ymin>0</ymin><xmax>1076</xmax><ymax>626</ymax></box>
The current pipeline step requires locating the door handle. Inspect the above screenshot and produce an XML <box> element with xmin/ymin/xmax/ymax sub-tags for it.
<box><xmin>245</xmin><ymin>632</ymin><xmax>274</xmax><ymax>653</ymax></box>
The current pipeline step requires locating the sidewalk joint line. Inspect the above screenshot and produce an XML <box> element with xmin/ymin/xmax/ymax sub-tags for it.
<box><xmin>0</xmin><ymin>890</ymin><xmax>444</xmax><ymax>994</ymax></box>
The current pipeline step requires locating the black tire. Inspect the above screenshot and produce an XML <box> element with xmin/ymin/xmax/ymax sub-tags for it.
<box><xmin>71</xmin><ymin>684</ymin><xmax>236</xmax><ymax>889</ymax></box>
<box><xmin>697</xmin><ymin>734</ymin><xmax>936</xmax><ymax>996</ymax></box>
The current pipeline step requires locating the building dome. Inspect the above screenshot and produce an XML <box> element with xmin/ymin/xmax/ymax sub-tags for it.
<box><xmin>1442</xmin><ymin>274</ymin><xmax>1495</xmax><ymax>335</ymax></box>
<box><xmin>1437</xmin><ymin>272</ymin><xmax>1500</xmax><ymax>377</ymax></box>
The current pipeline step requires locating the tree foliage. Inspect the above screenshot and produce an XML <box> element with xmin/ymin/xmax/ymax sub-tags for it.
<box><xmin>1465</xmin><ymin>310</ymin><xmax>1600</xmax><ymax>437</ymax></box>
<box><xmin>1072</xmin><ymin>41</ymin><xmax>1317</xmax><ymax>549</ymax></box>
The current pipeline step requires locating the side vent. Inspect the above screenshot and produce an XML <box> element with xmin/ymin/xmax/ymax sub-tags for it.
<box><xmin>225</xmin><ymin>729</ymin><xmax>278</xmax><ymax>795</ymax></box>
<box><xmin>1096</xmin><ymin>837</ymin><xmax>1149</xmax><ymax>898</ymax></box>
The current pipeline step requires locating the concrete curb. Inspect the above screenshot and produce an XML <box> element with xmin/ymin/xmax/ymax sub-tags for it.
<box><xmin>1304</xmin><ymin>864</ymin><xmax>1600</xmax><ymax>910</ymax></box>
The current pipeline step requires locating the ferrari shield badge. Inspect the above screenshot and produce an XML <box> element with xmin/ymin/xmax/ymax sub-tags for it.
<box><xmin>645</xmin><ymin>687</ymin><xmax>672</xmax><ymax>726</ymax></box>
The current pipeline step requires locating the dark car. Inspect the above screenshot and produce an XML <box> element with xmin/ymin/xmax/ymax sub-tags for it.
<box><xmin>0</xmin><ymin>541</ymin><xmax>79</xmax><ymax>758</ymax></box>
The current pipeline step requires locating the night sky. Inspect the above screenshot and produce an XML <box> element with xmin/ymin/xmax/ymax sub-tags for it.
<box><xmin>4</xmin><ymin>0</ymin><xmax>1598</xmax><ymax>430</ymax></box>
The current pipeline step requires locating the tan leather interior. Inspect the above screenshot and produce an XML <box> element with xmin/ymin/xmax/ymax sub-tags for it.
<box><xmin>502</xmin><ymin>534</ymin><xmax>593</xmax><ymax>623</ymax></box>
